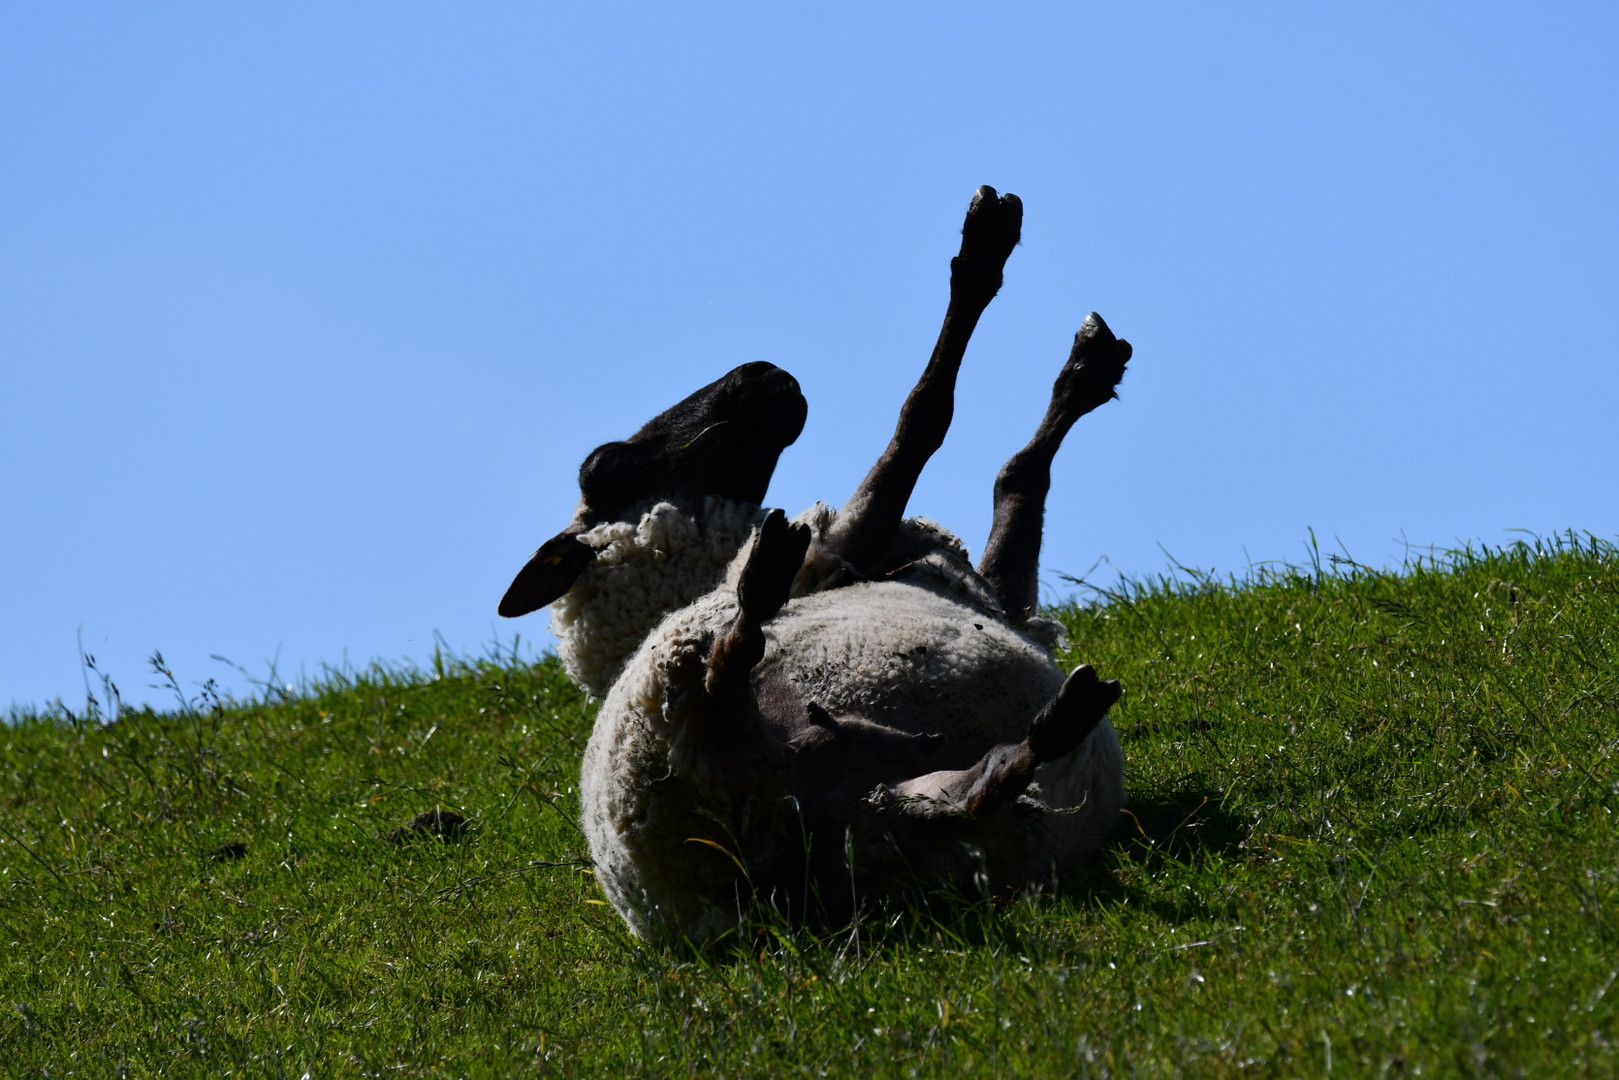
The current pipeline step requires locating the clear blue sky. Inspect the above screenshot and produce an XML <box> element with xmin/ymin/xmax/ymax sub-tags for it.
<box><xmin>5</xmin><ymin>3</ymin><xmax>1616</xmax><ymax>713</ymax></box>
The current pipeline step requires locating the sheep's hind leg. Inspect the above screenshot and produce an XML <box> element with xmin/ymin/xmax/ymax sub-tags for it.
<box><xmin>888</xmin><ymin>664</ymin><xmax>1121</xmax><ymax>814</ymax></box>
<box><xmin>704</xmin><ymin>509</ymin><xmax>812</xmax><ymax>727</ymax></box>
<box><xmin>977</xmin><ymin>313</ymin><xmax>1132</xmax><ymax>620</ymax></box>
<box><xmin>823</xmin><ymin>186</ymin><xmax>1022</xmax><ymax>575</ymax></box>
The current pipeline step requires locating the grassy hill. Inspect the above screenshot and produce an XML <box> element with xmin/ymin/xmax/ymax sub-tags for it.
<box><xmin>4</xmin><ymin>534</ymin><xmax>1616</xmax><ymax>1077</ymax></box>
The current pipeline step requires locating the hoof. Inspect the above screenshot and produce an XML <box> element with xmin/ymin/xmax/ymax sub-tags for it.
<box><xmin>1052</xmin><ymin>313</ymin><xmax>1133</xmax><ymax>416</ymax></box>
<box><xmin>1027</xmin><ymin>664</ymin><xmax>1121</xmax><ymax>762</ymax></box>
<box><xmin>737</xmin><ymin>509</ymin><xmax>812</xmax><ymax>621</ymax></box>
<box><xmin>952</xmin><ymin>185</ymin><xmax>1023</xmax><ymax>297</ymax></box>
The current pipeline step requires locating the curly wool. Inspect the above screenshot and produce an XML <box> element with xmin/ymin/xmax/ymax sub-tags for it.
<box><xmin>550</xmin><ymin>498</ymin><xmax>764</xmax><ymax>698</ymax></box>
<box><xmin>578</xmin><ymin>559</ymin><xmax>1124</xmax><ymax>940</ymax></box>
<box><xmin>789</xmin><ymin>502</ymin><xmax>1067</xmax><ymax>651</ymax></box>
<box><xmin>552</xmin><ymin>497</ymin><xmax>1065</xmax><ymax>699</ymax></box>
<box><xmin>557</xmin><ymin>497</ymin><xmax>1122</xmax><ymax>940</ymax></box>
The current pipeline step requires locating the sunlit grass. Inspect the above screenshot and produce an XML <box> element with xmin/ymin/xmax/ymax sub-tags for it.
<box><xmin>4</xmin><ymin>533</ymin><xmax>1616</xmax><ymax>1076</ymax></box>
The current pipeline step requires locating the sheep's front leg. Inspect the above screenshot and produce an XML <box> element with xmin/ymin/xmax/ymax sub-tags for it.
<box><xmin>824</xmin><ymin>186</ymin><xmax>1022</xmax><ymax>575</ymax></box>
<box><xmin>704</xmin><ymin>509</ymin><xmax>812</xmax><ymax>728</ymax></box>
<box><xmin>889</xmin><ymin>664</ymin><xmax>1121</xmax><ymax>814</ymax></box>
<box><xmin>977</xmin><ymin>313</ymin><xmax>1132</xmax><ymax>620</ymax></box>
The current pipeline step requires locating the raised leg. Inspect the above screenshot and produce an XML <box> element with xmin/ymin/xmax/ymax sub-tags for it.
<box><xmin>830</xmin><ymin>663</ymin><xmax>1122</xmax><ymax>907</ymax></box>
<box><xmin>822</xmin><ymin>186</ymin><xmax>1022</xmax><ymax>574</ymax></box>
<box><xmin>977</xmin><ymin>313</ymin><xmax>1132</xmax><ymax>620</ymax></box>
<box><xmin>888</xmin><ymin>663</ymin><xmax>1121</xmax><ymax>814</ymax></box>
<box><xmin>703</xmin><ymin>509</ymin><xmax>812</xmax><ymax>725</ymax></box>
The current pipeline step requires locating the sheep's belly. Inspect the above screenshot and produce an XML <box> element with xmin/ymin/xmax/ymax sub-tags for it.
<box><xmin>755</xmin><ymin>581</ymin><xmax>1065</xmax><ymax>766</ymax></box>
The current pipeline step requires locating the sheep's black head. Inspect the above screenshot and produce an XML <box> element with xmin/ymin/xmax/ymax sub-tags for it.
<box><xmin>498</xmin><ymin>362</ymin><xmax>807</xmax><ymax>618</ymax></box>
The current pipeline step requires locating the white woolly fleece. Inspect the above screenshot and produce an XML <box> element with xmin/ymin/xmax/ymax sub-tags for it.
<box><xmin>550</xmin><ymin>497</ymin><xmax>1010</xmax><ymax>698</ymax></box>
<box><xmin>550</xmin><ymin>498</ymin><xmax>764</xmax><ymax>699</ymax></box>
<box><xmin>562</xmin><ymin>498</ymin><xmax>1125</xmax><ymax>940</ymax></box>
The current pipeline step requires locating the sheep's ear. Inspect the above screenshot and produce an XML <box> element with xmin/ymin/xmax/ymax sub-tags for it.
<box><xmin>498</xmin><ymin>531</ymin><xmax>596</xmax><ymax>617</ymax></box>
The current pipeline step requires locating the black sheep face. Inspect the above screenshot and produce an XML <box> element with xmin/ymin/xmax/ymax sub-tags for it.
<box><xmin>577</xmin><ymin>361</ymin><xmax>807</xmax><ymax>520</ymax></box>
<box><xmin>499</xmin><ymin>361</ymin><xmax>807</xmax><ymax>618</ymax></box>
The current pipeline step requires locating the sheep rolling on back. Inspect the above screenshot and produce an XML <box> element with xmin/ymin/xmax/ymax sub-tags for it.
<box><xmin>500</xmin><ymin>187</ymin><xmax>1135</xmax><ymax>942</ymax></box>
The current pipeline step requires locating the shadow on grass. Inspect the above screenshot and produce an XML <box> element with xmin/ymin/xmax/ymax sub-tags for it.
<box><xmin>1116</xmin><ymin>787</ymin><xmax>1248</xmax><ymax>863</ymax></box>
<box><xmin>670</xmin><ymin>788</ymin><xmax>1254</xmax><ymax>960</ymax></box>
<box><xmin>1033</xmin><ymin>786</ymin><xmax>1251</xmax><ymax>926</ymax></box>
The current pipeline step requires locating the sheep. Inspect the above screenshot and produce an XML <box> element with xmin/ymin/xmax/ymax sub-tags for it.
<box><xmin>499</xmin><ymin>186</ymin><xmax>1134</xmax><ymax>941</ymax></box>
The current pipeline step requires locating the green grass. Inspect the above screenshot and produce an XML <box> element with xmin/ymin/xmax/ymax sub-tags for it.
<box><xmin>4</xmin><ymin>533</ymin><xmax>1617</xmax><ymax>1077</ymax></box>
